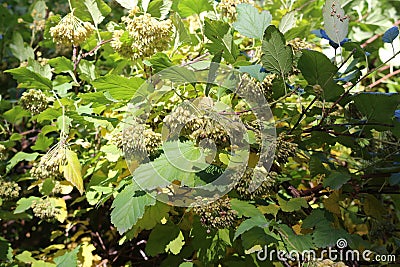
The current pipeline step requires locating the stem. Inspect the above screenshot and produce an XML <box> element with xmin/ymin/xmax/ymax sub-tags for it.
<box><xmin>288</xmin><ymin>96</ymin><xmax>318</xmax><ymax>134</ymax></box>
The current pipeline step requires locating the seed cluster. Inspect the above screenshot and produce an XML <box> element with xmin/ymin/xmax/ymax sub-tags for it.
<box><xmin>0</xmin><ymin>144</ymin><xmax>7</xmax><ymax>160</ymax></box>
<box><xmin>20</xmin><ymin>89</ymin><xmax>50</xmax><ymax>115</ymax></box>
<box><xmin>287</xmin><ymin>38</ymin><xmax>314</xmax><ymax>54</ymax></box>
<box><xmin>50</xmin><ymin>12</ymin><xmax>95</xmax><ymax>46</ymax></box>
<box><xmin>275</xmin><ymin>133</ymin><xmax>297</xmax><ymax>164</ymax></box>
<box><xmin>31</xmin><ymin>152</ymin><xmax>65</xmax><ymax>180</ymax></box>
<box><xmin>111</xmin><ymin>124</ymin><xmax>162</xmax><ymax>156</ymax></box>
<box><xmin>217</xmin><ymin>0</ymin><xmax>251</xmax><ymax>19</ymax></box>
<box><xmin>111</xmin><ymin>13</ymin><xmax>172</xmax><ymax>60</ymax></box>
<box><xmin>192</xmin><ymin>196</ymin><xmax>238</xmax><ymax>229</ymax></box>
<box><xmin>38</xmin><ymin>180</ymin><xmax>63</xmax><ymax>195</ymax></box>
<box><xmin>31</xmin><ymin>198</ymin><xmax>61</xmax><ymax>220</ymax></box>
<box><xmin>0</xmin><ymin>181</ymin><xmax>21</xmax><ymax>200</ymax></box>
<box><xmin>232</xmin><ymin>166</ymin><xmax>277</xmax><ymax>199</ymax></box>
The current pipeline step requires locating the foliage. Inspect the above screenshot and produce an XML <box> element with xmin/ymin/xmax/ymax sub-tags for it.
<box><xmin>0</xmin><ymin>0</ymin><xmax>400</xmax><ymax>266</ymax></box>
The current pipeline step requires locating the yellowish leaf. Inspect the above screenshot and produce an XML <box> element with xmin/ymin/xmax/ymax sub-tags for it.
<box><xmin>62</xmin><ymin>149</ymin><xmax>84</xmax><ymax>194</ymax></box>
<box><xmin>80</xmin><ymin>242</ymin><xmax>96</xmax><ymax>267</ymax></box>
<box><xmin>49</xmin><ymin>197</ymin><xmax>67</xmax><ymax>223</ymax></box>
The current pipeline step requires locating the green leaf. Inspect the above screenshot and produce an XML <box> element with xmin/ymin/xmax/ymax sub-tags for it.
<box><xmin>133</xmin><ymin>141</ymin><xmax>206</xmax><ymax>190</ymax></box>
<box><xmin>49</xmin><ymin>57</ymin><xmax>77</xmax><ymax>83</ymax></box>
<box><xmin>40</xmin><ymin>178</ymin><xmax>56</xmax><ymax>196</ymax></box>
<box><xmin>134</xmin><ymin>201</ymin><xmax>171</xmax><ymax>231</ymax></box>
<box><xmin>279</xmin><ymin>224</ymin><xmax>313</xmax><ymax>251</ymax></box>
<box><xmin>389</xmin><ymin>173</ymin><xmax>400</xmax><ymax>186</ymax></box>
<box><xmin>352</xmin><ymin>92</ymin><xmax>400</xmax><ymax>124</ymax></box>
<box><xmin>5</xmin><ymin>66</ymin><xmax>52</xmax><ymax>90</ymax></box>
<box><xmin>10</xmin><ymin>32</ymin><xmax>34</xmax><ymax>62</ymax></box>
<box><xmin>238</xmin><ymin>64</ymin><xmax>268</xmax><ymax>82</ymax></box>
<box><xmin>54</xmin><ymin>246</ymin><xmax>80</xmax><ymax>267</ymax></box>
<box><xmin>145</xmin><ymin>222</ymin><xmax>180</xmax><ymax>256</ymax></box>
<box><xmin>62</xmin><ymin>149</ymin><xmax>84</xmax><ymax>194</ymax></box>
<box><xmin>204</xmin><ymin>18</ymin><xmax>238</xmax><ymax>63</ymax></box>
<box><xmin>158</xmin><ymin>65</ymin><xmax>196</xmax><ymax>83</ymax></box>
<box><xmin>279</xmin><ymin>11</ymin><xmax>296</xmax><ymax>34</ymax></box>
<box><xmin>31</xmin><ymin>133</ymin><xmax>54</xmax><ymax>152</ymax></box>
<box><xmin>178</xmin><ymin>0</ymin><xmax>212</xmax><ymax>17</ymax></box>
<box><xmin>302</xmin><ymin>209</ymin><xmax>329</xmax><ymax>229</ymax></box>
<box><xmin>111</xmin><ymin>184</ymin><xmax>156</xmax><ymax>234</ymax></box>
<box><xmin>37</xmin><ymin>108</ymin><xmax>63</xmax><ymax>122</ymax></box>
<box><xmin>323</xmin><ymin>171</ymin><xmax>351</xmax><ymax>190</ymax></box>
<box><xmin>234</xmin><ymin>216</ymin><xmax>269</xmax><ymax>240</ymax></box>
<box><xmin>14</xmin><ymin>196</ymin><xmax>40</xmax><ymax>214</ymax></box>
<box><xmin>171</xmin><ymin>13</ymin><xmax>191</xmax><ymax>49</ymax></box>
<box><xmin>147</xmin><ymin>0</ymin><xmax>172</xmax><ymax>19</ymax></box>
<box><xmin>233</xmin><ymin>3</ymin><xmax>272</xmax><ymax>39</ymax></box>
<box><xmin>70</xmin><ymin>0</ymin><xmax>111</xmax><ymax>22</ymax></box>
<box><xmin>312</xmin><ymin>224</ymin><xmax>350</xmax><ymax>247</ymax></box>
<box><xmin>230</xmin><ymin>199</ymin><xmax>264</xmax><ymax>218</ymax></box>
<box><xmin>322</xmin><ymin>0</ymin><xmax>349</xmax><ymax>46</ymax></box>
<box><xmin>114</xmin><ymin>0</ymin><xmax>138</xmax><ymax>9</ymax></box>
<box><xmin>92</xmin><ymin>75</ymin><xmax>144</xmax><ymax>100</ymax></box>
<box><xmin>148</xmin><ymin>53</ymin><xmax>173</xmax><ymax>73</ymax></box>
<box><xmin>241</xmin><ymin>227</ymin><xmax>277</xmax><ymax>253</ymax></box>
<box><xmin>165</xmin><ymin>231</ymin><xmax>185</xmax><ymax>255</ymax></box>
<box><xmin>7</xmin><ymin>152</ymin><xmax>39</xmax><ymax>172</ymax></box>
<box><xmin>278</xmin><ymin>196</ymin><xmax>308</xmax><ymax>212</ymax></box>
<box><xmin>3</xmin><ymin>106</ymin><xmax>30</xmax><ymax>123</ymax></box>
<box><xmin>84</xmin><ymin>0</ymin><xmax>105</xmax><ymax>26</ymax></box>
<box><xmin>261</xmin><ymin>25</ymin><xmax>293</xmax><ymax>76</ymax></box>
<box><xmin>0</xmin><ymin>238</ymin><xmax>12</xmax><ymax>262</ymax></box>
<box><xmin>298</xmin><ymin>50</ymin><xmax>344</xmax><ymax>100</ymax></box>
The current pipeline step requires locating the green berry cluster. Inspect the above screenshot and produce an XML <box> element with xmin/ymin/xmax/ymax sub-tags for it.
<box><xmin>31</xmin><ymin>152</ymin><xmax>65</xmax><ymax>180</ymax></box>
<box><xmin>0</xmin><ymin>144</ymin><xmax>7</xmax><ymax>160</ymax></box>
<box><xmin>111</xmin><ymin>13</ymin><xmax>172</xmax><ymax>60</ymax></box>
<box><xmin>31</xmin><ymin>198</ymin><xmax>61</xmax><ymax>220</ymax></box>
<box><xmin>275</xmin><ymin>133</ymin><xmax>297</xmax><ymax>164</ymax></box>
<box><xmin>192</xmin><ymin>196</ymin><xmax>238</xmax><ymax>229</ymax></box>
<box><xmin>217</xmin><ymin>0</ymin><xmax>251</xmax><ymax>19</ymax></box>
<box><xmin>50</xmin><ymin>12</ymin><xmax>94</xmax><ymax>46</ymax></box>
<box><xmin>287</xmin><ymin>38</ymin><xmax>314</xmax><ymax>54</ymax></box>
<box><xmin>261</xmin><ymin>73</ymin><xmax>277</xmax><ymax>100</ymax></box>
<box><xmin>232</xmin><ymin>166</ymin><xmax>277</xmax><ymax>199</ymax></box>
<box><xmin>20</xmin><ymin>89</ymin><xmax>50</xmax><ymax>115</ymax></box>
<box><xmin>0</xmin><ymin>181</ymin><xmax>21</xmax><ymax>200</ymax></box>
<box><xmin>111</xmin><ymin>123</ymin><xmax>161</xmax><ymax>156</ymax></box>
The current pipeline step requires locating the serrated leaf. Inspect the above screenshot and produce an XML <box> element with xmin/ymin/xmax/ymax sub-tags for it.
<box><xmin>382</xmin><ymin>26</ymin><xmax>399</xmax><ymax>43</ymax></box>
<box><xmin>323</xmin><ymin>171</ymin><xmax>351</xmax><ymax>190</ymax></box>
<box><xmin>278</xmin><ymin>196</ymin><xmax>308</xmax><ymax>212</ymax></box>
<box><xmin>31</xmin><ymin>133</ymin><xmax>54</xmax><ymax>151</ymax></box>
<box><xmin>312</xmin><ymin>224</ymin><xmax>350</xmax><ymax>247</ymax></box>
<box><xmin>147</xmin><ymin>0</ymin><xmax>172</xmax><ymax>19</ymax></box>
<box><xmin>298</xmin><ymin>50</ymin><xmax>344</xmax><ymax>100</ymax></box>
<box><xmin>279</xmin><ymin>224</ymin><xmax>313</xmax><ymax>251</ymax></box>
<box><xmin>171</xmin><ymin>13</ymin><xmax>191</xmax><ymax>49</ymax></box>
<box><xmin>5</xmin><ymin>66</ymin><xmax>52</xmax><ymax>90</ymax></box>
<box><xmin>238</xmin><ymin>64</ymin><xmax>268</xmax><ymax>82</ymax></box>
<box><xmin>3</xmin><ymin>106</ymin><xmax>30</xmax><ymax>123</ymax></box>
<box><xmin>132</xmin><ymin>141</ymin><xmax>206</xmax><ymax>190</ymax></box>
<box><xmin>114</xmin><ymin>0</ymin><xmax>138</xmax><ymax>9</ymax></box>
<box><xmin>261</xmin><ymin>25</ymin><xmax>293</xmax><ymax>76</ymax></box>
<box><xmin>70</xmin><ymin>0</ymin><xmax>111</xmax><ymax>22</ymax></box>
<box><xmin>9</xmin><ymin>32</ymin><xmax>34</xmax><ymax>62</ymax></box>
<box><xmin>14</xmin><ymin>196</ymin><xmax>41</xmax><ymax>214</ymax></box>
<box><xmin>62</xmin><ymin>149</ymin><xmax>84</xmax><ymax>194</ymax></box>
<box><xmin>165</xmin><ymin>231</ymin><xmax>185</xmax><ymax>255</ymax></box>
<box><xmin>279</xmin><ymin>11</ymin><xmax>296</xmax><ymax>34</ymax></box>
<box><xmin>234</xmin><ymin>216</ymin><xmax>269</xmax><ymax>240</ymax></box>
<box><xmin>7</xmin><ymin>152</ymin><xmax>39</xmax><ymax>172</ymax></box>
<box><xmin>54</xmin><ymin>246</ymin><xmax>80</xmax><ymax>267</ymax></box>
<box><xmin>110</xmin><ymin>185</ymin><xmax>156</xmax><ymax>234</ymax></box>
<box><xmin>322</xmin><ymin>0</ymin><xmax>349</xmax><ymax>46</ymax></box>
<box><xmin>233</xmin><ymin>4</ymin><xmax>272</xmax><ymax>39</ymax></box>
<box><xmin>204</xmin><ymin>18</ymin><xmax>238</xmax><ymax>63</ymax></box>
<box><xmin>178</xmin><ymin>0</ymin><xmax>212</xmax><ymax>17</ymax></box>
<box><xmin>92</xmin><ymin>75</ymin><xmax>144</xmax><ymax>100</ymax></box>
<box><xmin>241</xmin><ymin>227</ymin><xmax>277</xmax><ymax>251</ymax></box>
<box><xmin>148</xmin><ymin>53</ymin><xmax>173</xmax><ymax>73</ymax></box>
<box><xmin>230</xmin><ymin>199</ymin><xmax>264</xmax><ymax>218</ymax></box>
<box><xmin>145</xmin><ymin>222</ymin><xmax>180</xmax><ymax>256</ymax></box>
<box><xmin>84</xmin><ymin>0</ymin><xmax>104</xmax><ymax>26</ymax></box>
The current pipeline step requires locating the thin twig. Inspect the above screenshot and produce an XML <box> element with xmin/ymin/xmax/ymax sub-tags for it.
<box><xmin>368</xmin><ymin>69</ymin><xmax>400</xmax><ymax>88</ymax></box>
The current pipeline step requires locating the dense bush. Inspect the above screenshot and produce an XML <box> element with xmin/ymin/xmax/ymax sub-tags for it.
<box><xmin>0</xmin><ymin>0</ymin><xmax>399</xmax><ymax>266</ymax></box>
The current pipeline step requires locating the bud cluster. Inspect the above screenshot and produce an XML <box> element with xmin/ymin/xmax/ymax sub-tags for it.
<box><xmin>31</xmin><ymin>198</ymin><xmax>61</xmax><ymax>220</ymax></box>
<box><xmin>20</xmin><ymin>89</ymin><xmax>50</xmax><ymax>115</ymax></box>
<box><xmin>0</xmin><ymin>181</ymin><xmax>21</xmax><ymax>200</ymax></box>
<box><xmin>287</xmin><ymin>38</ymin><xmax>314</xmax><ymax>54</ymax></box>
<box><xmin>0</xmin><ymin>144</ymin><xmax>7</xmax><ymax>160</ymax></box>
<box><xmin>275</xmin><ymin>133</ymin><xmax>297</xmax><ymax>164</ymax></box>
<box><xmin>50</xmin><ymin>12</ymin><xmax>95</xmax><ymax>46</ymax></box>
<box><xmin>192</xmin><ymin>196</ymin><xmax>238</xmax><ymax>229</ymax></box>
<box><xmin>31</xmin><ymin>151</ymin><xmax>65</xmax><ymax>180</ymax></box>
<box><xmin>111</xmin><ymin>13</ymin><xmax>172</xmax><ymax>60</ymax></box>
<box><xmin>38</xmin><ymin>180</ymin><xmax>63</xmax><ymax>195</ymax></box>
<box><xmin>232</xmin><ymin>166</ymin><xmax>277</xmax><ymax>199</ymax></box>
<box><xmin>218</xmin><ymin>0</ymin><xmax>251</xmax><ymax>19</ymax></box>
<box><xmin>111</xmin><ymin>124</ymin><xmax>162</xmax><ymax>156</ymax></box>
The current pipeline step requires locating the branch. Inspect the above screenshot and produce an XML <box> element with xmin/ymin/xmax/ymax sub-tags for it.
<box><xmin>368</xmin><ymin>69</ymin><xmax>400</xmax><ymax>88</ymax></box>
